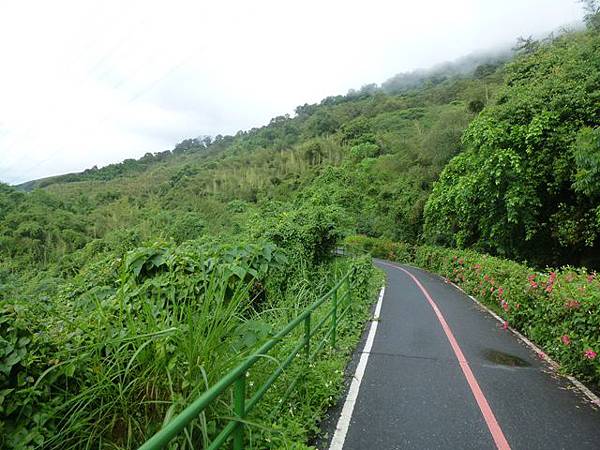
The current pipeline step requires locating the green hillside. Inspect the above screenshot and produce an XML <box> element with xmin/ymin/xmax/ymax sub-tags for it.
<box><xmin>3</xmin><ymin>55</ymin><xmax>505</xmax><ymax>269</ymax></box>
<box><xmin>2</xmin><ymin>19</ymin><xmax>600</xmax><ymax>450</ymax></box>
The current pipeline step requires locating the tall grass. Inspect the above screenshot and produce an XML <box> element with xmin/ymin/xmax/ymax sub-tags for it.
<box><xmin>40</xmin><ymin>274</ymin><xmax>253</xmax><ymax>449</ymax></box>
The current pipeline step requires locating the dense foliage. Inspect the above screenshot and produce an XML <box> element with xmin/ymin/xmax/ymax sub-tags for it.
<box><xmin>1</xmin><ymin>60</ymin><xmax>488</xmax><ymax>445</ymax></box>
<box><xmin>1</xmin><ymin>202</ymin><xmax>380</xmax><ymax>449</ymax></box>
<box><xmin>424</xmin><ymin>30</ymin><xmax>600</xmax><ymax>267</ymax></box>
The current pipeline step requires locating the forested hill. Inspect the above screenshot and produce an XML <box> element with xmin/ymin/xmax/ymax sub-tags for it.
<box><xmin>4</xmin><ymin>25</ymin><xmax>600</xmax><ymax>275</ymax></box>
<box><xmin>4</xmin><ymin>45</ymin><xmax>506</xmax><ymax>261</ymax></box>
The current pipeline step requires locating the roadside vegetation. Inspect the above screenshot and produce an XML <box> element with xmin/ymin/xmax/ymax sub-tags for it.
<box><xmin>2</xmin><ymin>4</ymin><xmax>600</xmax><ymax>448</ymax></box>
<box><xmin>1</xmin><ymin>205</ymin><xmax>380</xmax><ymax>449</ymax></box>
<box><xmin>344</xmin><ymin>235</ymin><xmax>600</xmax><ymax>384</ymax></box>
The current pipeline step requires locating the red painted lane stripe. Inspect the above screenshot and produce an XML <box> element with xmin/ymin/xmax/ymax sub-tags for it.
<box><xmin>389</xmin><ymin>263</ymin><xmax>511</xmax><ymax>450</ymax></box>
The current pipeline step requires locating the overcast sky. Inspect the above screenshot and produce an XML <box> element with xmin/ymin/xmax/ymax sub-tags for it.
<box><xmin>0</xmin><ymin>0</ymin><xmax>584</xmax><ymax>184</ymax></box>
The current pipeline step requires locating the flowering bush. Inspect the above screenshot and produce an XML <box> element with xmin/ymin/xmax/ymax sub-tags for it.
<box><xmin>344</xmin><ymin>235</ymin><xmax>600</xmax><ymax>384</ymax></box>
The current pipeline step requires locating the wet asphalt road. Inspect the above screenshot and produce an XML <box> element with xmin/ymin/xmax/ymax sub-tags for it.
<box><xmin>321</xmin><ymin>260</ymin><xmax>600</xmax><ymax>450</ymax></box>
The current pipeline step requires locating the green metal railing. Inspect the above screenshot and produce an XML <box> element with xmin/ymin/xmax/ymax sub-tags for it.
<box><xmin>138</xmin><ymin>268</ymin><xmax>355</xmax><ymax>450</ymax></box>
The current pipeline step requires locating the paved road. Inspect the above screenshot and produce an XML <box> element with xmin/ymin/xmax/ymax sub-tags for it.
<box><xmin>322</xmin><ymin>260</ymin><xmax>600</xmax><ymax>449</ymax></box>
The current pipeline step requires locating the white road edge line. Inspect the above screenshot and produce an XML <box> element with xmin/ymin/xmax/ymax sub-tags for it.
<box><xmin>329</xmin><ymin>285</ymin><xmax>386</xmax><ymax>450</ymax></box>
<box><xmin>448</xmin><ymin>281</ymin><xmax>600</xmax><ymax>407</ymax></box>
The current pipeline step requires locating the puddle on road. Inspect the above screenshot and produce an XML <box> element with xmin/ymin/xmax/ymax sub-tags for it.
<box><xmin>482</xmin><ymin>349</ymin><xmax>530</xmax><ymax>367</ymax></box>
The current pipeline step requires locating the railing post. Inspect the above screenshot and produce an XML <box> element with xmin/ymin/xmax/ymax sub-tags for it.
<box><xmin>332</xmin><ymin>289</ymin><xmax>338</xmax><ymax>348</ymax></box>
<box><xmin>304</xmin><ymin>313</ymin><xmax>311</xmax><ymax>361</ymax></box>
<box><xmin>346</xmin><ymin>276</ymin><xmax>351</xmax><ymax>307</ymax></box>
<box><xmin>233</xmin><ymin>375</ymin><xmax>246</xmax><ymax>450</ymax></box>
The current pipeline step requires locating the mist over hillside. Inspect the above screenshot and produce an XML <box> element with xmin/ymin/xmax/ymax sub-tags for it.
<box><xmin>13</xmin><ymin>28</ymin><xmax>572</xmax><ymax>192</ymax></box>
<box><xmin>15</xmin><ymin>45</ymin><xmax>514</xmax><ymax>191</ymax></box>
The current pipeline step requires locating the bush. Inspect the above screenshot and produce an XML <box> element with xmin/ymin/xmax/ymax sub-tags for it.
<box><xmin>343</xmin><ymin>235</ymin><xmax>412</xmax><ymax>261</ymax></box>
<box><xmin>349</xmin><ymin>143</ymin><xmax>380</xmax><ymax>162</ymax></box>
<box><xmin>423</xmin><ymin>31</ymin><xmax>600</xmax><ymax>266</ymax></box>
<box><xmin>252</xmin><ymin>202</ymin><xmax>342</xmax><ymax>266</ymax></box>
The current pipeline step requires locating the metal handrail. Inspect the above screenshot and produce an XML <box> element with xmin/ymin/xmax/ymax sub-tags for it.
<box><xmin>138</xmin><ymin>267</ymin><xmax>355</xmax><ymax>450</ymax></box>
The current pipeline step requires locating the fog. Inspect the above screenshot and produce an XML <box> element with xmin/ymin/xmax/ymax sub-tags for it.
<box><xmin>0</xmin><ymin>0</ymin><xmax>583</xmax><ymax>184</ymax></box>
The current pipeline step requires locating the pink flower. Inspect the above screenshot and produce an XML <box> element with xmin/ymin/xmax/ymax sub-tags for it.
<box><xmin>587</xmin><ymin>273</ymin><xmax>596</xmax><ymax>283</ymax></box>
<box><xmin>544</xmin><ymin>272</ymin><xmax>557</xmax><ymax>293</ymax></box>
<box><xmin>502</xmin><ymin>321</ymin><xmax>509</xmax><ymax>330</ymax></box>
<box><xmin>565</xmin><ymin>273</ymin><xmax>575</xmax><ymax>283</ymax></box>
<box><xmin>458</xmin><ymin>258</ymin><xmax>465</xmax><ymax>265</ymax></box>
<box><xmin>561</xmin><ymin>335</ymin><xmax>571</xmax><ymax>346</ymax></box>
<box><xmin>584</xmin><ymin>349</ymin><xmax>597</xmax><ymax>360</ymax></box>
<box><xmin>528</xmin><ymin>274</ymin><xmax>538</xmax><ymax>289</ymax></box>
<box><xmin>565</xmin><ymin>300</ymin><xmax>581</xmax><ymax>309</ymax></box>
<box><xmin>501</xmin><ymin>300</ymin><xmax>509</xmax><ymax>311</ymax></box>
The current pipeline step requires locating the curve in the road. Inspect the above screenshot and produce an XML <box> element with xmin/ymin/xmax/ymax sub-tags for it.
<box><xmin>324</xmin><ymin>260</ymin><xmax>600</xmax><ymax>450</ymax></box>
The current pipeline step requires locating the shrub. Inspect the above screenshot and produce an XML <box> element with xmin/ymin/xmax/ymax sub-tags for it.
<box><xmin>343</xmin><ymin>235</ymin><xmax>412</xmax><ymax>261</ymax></box>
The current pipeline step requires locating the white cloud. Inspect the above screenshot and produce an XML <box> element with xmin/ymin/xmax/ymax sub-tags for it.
<box><xmin>0</xmin><ymin>0</ymin><xmax>584</xmax><ymax>184</ymax></box>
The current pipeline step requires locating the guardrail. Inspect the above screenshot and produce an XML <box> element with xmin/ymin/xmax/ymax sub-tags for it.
<box><xmin>139</xmin><ymin>267</ymin><xmax>355</xmax><ymax>450</ymax></box>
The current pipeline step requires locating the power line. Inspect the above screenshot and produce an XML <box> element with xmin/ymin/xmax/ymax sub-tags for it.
<box><xmin>0</xmin><ymin>1</ymin><xmax>145</xmax><ymax>152</ymax></box>
<box><xmin>2</xmin><ymin>3</ymin><xmax>204</xmax><ymax>183</ymax></box>
<box><xmin>11</xmin><ymin>54</ymin><xmax>193</xmax><ymax>183</ymax></box>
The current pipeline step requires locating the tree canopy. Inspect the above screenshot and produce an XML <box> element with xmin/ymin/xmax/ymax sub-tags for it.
<box><xmin>424</xmin><ymin>31</ymin><xmax>600</xmax><ymax>267</ymax></box>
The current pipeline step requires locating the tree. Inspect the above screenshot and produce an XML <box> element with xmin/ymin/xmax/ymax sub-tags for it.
<box><xmin>340</xmin><ymin>117</ymin><xmax>376</xmax><ymax>145</ymax></box>
<box><xmin>424</xmin><ymin>31</ymin><xmax>600</xmax><ymax>266</ymax></box>
<box><xmin>580</xmin><ymin>0</ymin><xmax>600</xmax><ymax>30</ymax></box>
<box><xmin>305</xmin><ymin>110</ymin><xmax>340</xmax><ymax>137</ymax></box>
<box><xmin>302</xmin><ymin>142</ymin><xmax>323</xmax><ymax>165</ymax></box>
<box><xmin>173</xmin><ymin>138</ymin><xmax>204</xmax><ymax>154</ymax></box>
<box><xmin>467</xmin><ymin>99</ymin><xmax>485</xmax><ymax>114</ymax></box>
<box><xmin>512</xmin><ymin>36</ymin><xmax>539</xmax><ymax>55</ymax></box>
